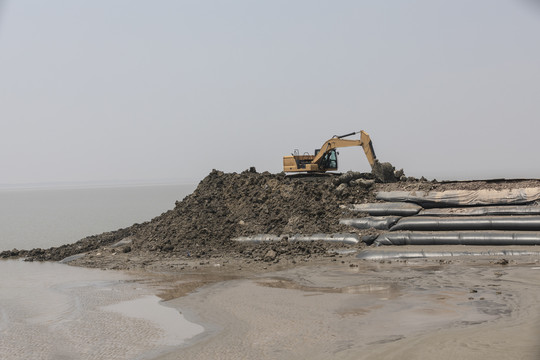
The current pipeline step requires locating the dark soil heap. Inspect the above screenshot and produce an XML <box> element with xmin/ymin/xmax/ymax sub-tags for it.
<box><xmin>2</xmin><ymin>169</ymin><xmax>384</xmax><ymax>263</ymax></box>
<box><xmin>4</xmin><ymin>168</ymin><xmax>540</xmax><ymax>267</ymax></box>
<box><xmin>6</xmin><ymin>167</ymin><xmax>540</xmax><ymax>267</ymax></box>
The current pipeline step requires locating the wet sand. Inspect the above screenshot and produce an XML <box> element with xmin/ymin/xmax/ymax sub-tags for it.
<box><xmin>0</xmin><ymin>260</ymin><xmax>204</xmax><ymax>360</ymax></box>
<box><xmin>157</xmin><ymin>255</ymin><xmax>540</xmax><ymax>360</ymax></box>
<box><xmin>5</xmin><ymin>251</ymin><xmax>540</xmax><ymax>359</ymax></box>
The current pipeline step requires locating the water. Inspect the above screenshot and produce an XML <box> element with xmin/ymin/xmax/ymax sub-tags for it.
<box><xmin>0</xmin><ymin>184</ymin><xmax>196</xmax><ymax>251</ymax></box>
<box><xmin>0</xmin><ymin>184</ymin><xmax>204</xmax><ymax>359</ymax></box>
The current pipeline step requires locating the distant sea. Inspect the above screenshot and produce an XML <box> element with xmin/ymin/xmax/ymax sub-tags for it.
<box><xmin>0</xmin><ymin>183</ymin><xmax>196</xmax><ymax>252</ymax></box>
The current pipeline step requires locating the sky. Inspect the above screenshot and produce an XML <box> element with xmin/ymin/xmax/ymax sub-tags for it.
<box><xmin>1</xmin><ymin>0</ymin><xmax>540</xmax><ymax>187</ymax></box>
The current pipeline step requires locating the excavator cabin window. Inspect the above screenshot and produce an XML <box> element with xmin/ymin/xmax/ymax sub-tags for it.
<box><xmin>320</xmin><ymin>149</ymin><xmax>338</xmax><ymax>170</ymax></box>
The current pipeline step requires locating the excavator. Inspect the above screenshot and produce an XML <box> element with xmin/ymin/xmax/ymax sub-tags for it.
<box><xmin>282</xmin><ymin>130</ymin><xmax>397</xmax><ymax>182</ymax></box>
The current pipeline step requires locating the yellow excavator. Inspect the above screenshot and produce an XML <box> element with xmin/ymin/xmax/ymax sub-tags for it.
<box><xmin>283</xmin><ymin>130</ymin><xmax>377</xmax><ymax>173</ymax></box>
<box><xmin>282</xmin><ymin>130</ymin><xmax>397</xmax><ymax>182</ymax></box>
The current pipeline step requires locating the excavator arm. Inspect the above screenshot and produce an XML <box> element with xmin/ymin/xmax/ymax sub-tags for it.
<box><xmin>311</xmin><ymin>131</ymin><xmax>376</xmax><ymax>168</ymax></box>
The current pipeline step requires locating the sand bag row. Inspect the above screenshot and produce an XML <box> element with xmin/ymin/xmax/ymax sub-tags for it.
<box><xmin>339</xmin><ymin>217</ymin><xmax>401</xmax><ymax>230</ymax></box>
<box><xmin>357</xmin><ymin>249</ymin><xmax>540</xmax><ymax>260</ymax></box>
<box><xmin>342</xmin><ymin>188</ymin><xmax>540</xmax><ymax>247</ymax></box>
<box><xmin>376</xmin><ymin>188</ymin><xmax>540</xmax><ymax>208</ymax></box>
<box><xmin>233</xmin><ymin>233</ymin><xmax>359</xmax><ymax>245</ymax></box>
<box><xmin>344</xmin><ymin>202</ymin><xmax>540</xmax><ymax>218</ymax></box>
<box><xmin>389</xmin><ymin>215</ymin><xmax>540</xmax><ymax>231</ymax></box>
<box><xmin>341</xmin><ymin>202</ymin><xmax>422</xmax><ymax>216</ymax></box>
<box><xmin>418</xmin><ymin>205</ymin><xmax>540</xmax><ymax>216</ymax></box>
<box><xmin>374</xmin><ymin>231</ymin><xmax>540</xmax><ymax>246</ymax></box>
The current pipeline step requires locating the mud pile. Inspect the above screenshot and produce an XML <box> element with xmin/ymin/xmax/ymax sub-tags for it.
<box><xmin>6</xmin><ymin>169</ymin><xmax>540</xmax><ymax>267</ymax></box>
<box><xmin>3</xmin><ymin>169</ymin><xmax>385</xmax><ymax>263</ymax></box>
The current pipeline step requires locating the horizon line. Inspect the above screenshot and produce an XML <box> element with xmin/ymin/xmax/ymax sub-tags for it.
<box><xmin>0</xmin><ymin>178</ymin><xmax>200</xmax><ymax>191</ymax></box>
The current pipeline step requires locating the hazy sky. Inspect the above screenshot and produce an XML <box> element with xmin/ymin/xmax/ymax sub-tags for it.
<box><xmin>1</xmin><ymin>1</ymin><xmax>540</xmax><ymax>186</ymax></box>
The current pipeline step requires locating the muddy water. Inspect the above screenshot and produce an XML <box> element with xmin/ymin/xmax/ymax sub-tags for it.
<box><xmin>0</xmin><ymin>260</ymin><xmax>203</xmax><ymax>360</ymax></box>
<box><xmin>162</xmin><ymin>260</ymin><xmax>540</xmax><ymax>360</ymax></box>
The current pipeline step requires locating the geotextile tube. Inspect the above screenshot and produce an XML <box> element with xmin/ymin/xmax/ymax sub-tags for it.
<box><xmin>357</xmin><ymin>249</ymin><xmax>540</xmax><ymax>260</ymax></box>
<box><xmin>390</xmin><ymin>216</ymin><xmax>540</xmax><ymax>231</ymax></box>
<box><xmin>292</xmin><ymin>234</ymin><xmax>359</xmax><ymax>244</ymax></box>
<box><xmin>419</xmin><ymin>205</ymin><xmax>540</xmax><ymax>217</ymax></box>
<box><xmin>374</xmin><ymin>231</ymin><xmax>540</xmax><ymax>246</ymax></box>
<box><xmin>343</xmin><ymin>202</ymin><xmax>422</xmax><ymax>216</ymax></box>
<box><xmin>376</xmin><ymin>188</ymin><xmax>540</xmax><ymax>208</ymax></box>
<box><xmin>233</xmin><ymin>233</ymin><xmax>359</xmax><ymax>245</ymax></box>
<box><xmin>340</xmin><ymin>217</ymin><xmax>401</xmax><ymax>230</ymax></box>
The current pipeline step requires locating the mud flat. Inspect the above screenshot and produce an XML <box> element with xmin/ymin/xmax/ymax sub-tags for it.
<box><xmin>156</xmin><ymin>256</ymin><xmax>540</xmax><ymax>360</ymax></box>
<box><xmin>0</xmin><ymin>260</ymin><xmax>204</xmax><ymax>360</ymax></box>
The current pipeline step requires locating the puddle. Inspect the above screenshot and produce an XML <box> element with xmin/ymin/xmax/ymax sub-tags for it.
<box><xmin>102</xmin><ymin>295</ymin><xmax>204</xmax><ymax>346</ymax></box>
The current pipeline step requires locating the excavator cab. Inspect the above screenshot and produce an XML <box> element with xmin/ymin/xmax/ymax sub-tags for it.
<box><xmin>319</xmin><ymin>149</ymin><xmax>338</xmax><ymax>171</ymax></box>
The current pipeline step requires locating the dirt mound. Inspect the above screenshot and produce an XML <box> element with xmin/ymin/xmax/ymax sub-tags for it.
<box><xmin>6</xmin><ymin>169</ymin><xmax>540</xmax><ymax>268</ymax></box>
<box><xmin>3</xmin><ymin>169</ymin><xmax>384</xmax><ymax>263</ymax></box>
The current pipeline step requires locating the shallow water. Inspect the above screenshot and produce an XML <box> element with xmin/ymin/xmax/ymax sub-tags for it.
<box><xmin>163</xmin><ymin>261</ymin><xmax>540</xmax><ymax>360</ymax></box>
<box><xmin>0</xmin><ymin>260</ymin><xmax>204</xmax><ymax>360</ymax></box>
